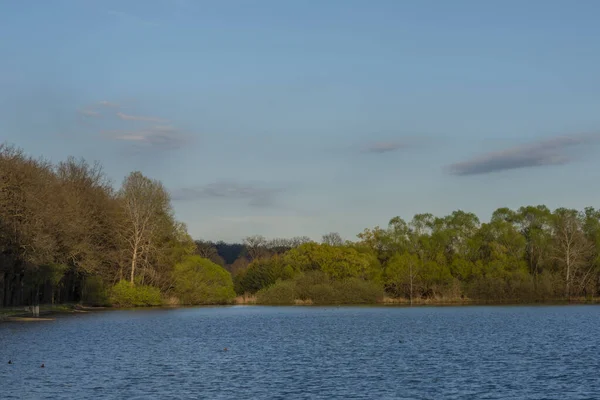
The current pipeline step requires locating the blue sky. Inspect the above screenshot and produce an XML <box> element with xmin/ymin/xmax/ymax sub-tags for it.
<box><xmin>1</xmin><ymin>0</ymin><xmax>600</xmax><ymax>242</ymax></box>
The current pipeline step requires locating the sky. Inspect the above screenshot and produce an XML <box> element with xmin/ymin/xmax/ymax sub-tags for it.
<box><xmin>1</xmin><ymin>0</ymin><xmax>600</xmax><ymax>243</ymax></box>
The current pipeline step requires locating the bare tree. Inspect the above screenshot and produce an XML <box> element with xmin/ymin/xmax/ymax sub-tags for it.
<box><xmin>289</xmin><ymin>236</ymin><xmax>313</xmax><ymax>247</ymax></box>
<box><xmin>118</xmin><ymin>171</ymin><xmax>171</xmax><ymax>285</ymax></box>
<box><xmin>195</xmin><ymin>240</ymin><xmax>218</xmax><ymax>258</ymax></box>
<box><xmin>243</xmin><ymin>235</ymin><xmax>268</xmax><ymax>260</ymax></box>
<box><xmin>552</xmin><ymin>209</ymin><xmax>595</xmax><ymax>298</ymax></box>
<box><xmin>322</xmin><ymin>232</ymin><xmax>344</xmax><ymax>246</ymax></box>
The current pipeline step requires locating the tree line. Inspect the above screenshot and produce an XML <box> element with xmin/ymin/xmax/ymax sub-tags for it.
<box><xmin>0</xmin><ymin>144</ymin><xmax>214</xmax><ymax>307</ymax></box>
<box><xmin>2</xmin><ymin>143</ymin><xmax>600</xmax><ymax>307</ymax></box>
<box><xmin>229</xmin><ymin>207</ymin><xmax>600</xmax><ymax>304</ymax></box>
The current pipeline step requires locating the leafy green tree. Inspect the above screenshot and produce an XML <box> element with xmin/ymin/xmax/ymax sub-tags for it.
<box><xmin>385</xmin><ymin>252</ymin><xmax>420</xmax><ymax>303</ymax></box>
<box><xmin>173</xmin><ymin>256</ymin><xmax>235</xmax><ymax>304</ymax></box>
<box><xmin>284</xmin><ymin>243</ymin><xmax>381</xmax><ymax>281</ymax></box>
<box><xmin>515</xmin><ymin>205</ymin><xmax>553</xmax><ymax>277</ymax></box>
<box><xmin>234</xmin><ymin>256</ymin><xmax>291</xmax><ymax>295</ymax></box>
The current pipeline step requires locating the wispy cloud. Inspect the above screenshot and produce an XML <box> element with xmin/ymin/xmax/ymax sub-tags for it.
<box><xmin>77</xmin><ymin>109</ymin><xmax>100</xmax><ymax>117</ymax></box>
<box><xmin>79</xmin><ymin>100</ymin><xmax>186</xmax><ymax>152</ymax></box>
<box><xmin>102</xmin><ymin>126</ymin><xmax>187</xmax><ymax>150</ymax></box>
<box><xmin>447</xmin><ymin>133</ymin><xmax>600</xmax><ymax>176</ymax></box>
<box><xmin>116</xmin><ymin>112</ymin><xmax>167</xmax><ymax>123</ymax></box>
<box><xmin>98</xmin><ymin>100</ymin><xmax>119</xmax><ymax>108</ymax></box>
<box><xmin>217</xmin><ymin>215</ymin><xmax>316</xmax><ymax>224</ymax></box>
<box><xmin>171</xmin><ymin>182</ymin><xmax>283</xmax><ymax>207</ymax></box>
<box><xmin>362</xmin><ymin>141</ymin><xmax>407</xmax><ymax>154</ymax></box>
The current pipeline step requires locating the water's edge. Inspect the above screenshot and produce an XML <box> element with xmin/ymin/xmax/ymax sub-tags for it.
<box><xmin>3</xmin><ymin>298</ymin><xmax>600</xmax><ymax>323</ymax></box>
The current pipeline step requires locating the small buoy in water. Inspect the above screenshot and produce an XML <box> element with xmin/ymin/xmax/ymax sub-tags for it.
<box><xmin>223</xmin><ymin>347</ymin><xmax>228</xmax><ymax>351</ymax></box>
<box><xmin>8</xmin><ymin>360</ymin><xmax>12</xmax><ymax>364</ymax></box>
<box><xmin>40</xmin><ymin>364</ymin><xmax>45</xmax><ymax>368</ymax></box>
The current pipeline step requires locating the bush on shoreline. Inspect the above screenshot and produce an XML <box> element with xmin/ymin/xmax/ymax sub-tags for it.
<box><xmin>172</xmin><ymin>256</ymin><xmax>236</xmax><ymax>305</ymax></box>
<box><xmin>109</xmin><ymin>281</ymin><xmax>163</xmax><ymax>307</ymax></box>
<box><xmin>255</xmin><ymin>276</ymin><xmax>384</xmax><ymax>305</ymax></box>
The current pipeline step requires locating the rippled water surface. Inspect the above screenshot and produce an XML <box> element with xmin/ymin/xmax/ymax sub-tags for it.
<box><xmin>1</xmin><ymin>305</ymin><xmax>600</xmax><ymax>399</ymax></box>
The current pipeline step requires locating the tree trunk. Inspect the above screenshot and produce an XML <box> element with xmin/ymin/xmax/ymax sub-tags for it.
<box><xmin>409</xmin><ymin>263</ymin><xmax>413</xmax><ymax>305</ymax></box>
<box><xmin>565</xmin><ymin>245</ymin><xmax>571</xmax><ymax>299</ymax></box>
<box><xmin>130</xmin><ymin>244</ymin><xmax>138</xmax><ymax>285</ymax></box>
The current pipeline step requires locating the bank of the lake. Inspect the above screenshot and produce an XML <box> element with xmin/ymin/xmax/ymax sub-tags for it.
<box><xmin>0</xmin><ymin>304</ymin><xmax>103</xmax><ymax>322</ymax></box>
<box><xmin>3</xmin><ymin>296</ymin><xmax>600</xmax><ymax>323</ymax></box>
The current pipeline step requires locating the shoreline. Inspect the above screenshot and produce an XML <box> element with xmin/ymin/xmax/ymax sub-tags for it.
<box><xmin>3</xmin><ymin>297</ymin><xmax>599</xmax><ymax>322</ymax></box>
<box><xmin>0</xmin><ymin>304</ymin><xmax>107</xmax><ymax>322</ymax></box>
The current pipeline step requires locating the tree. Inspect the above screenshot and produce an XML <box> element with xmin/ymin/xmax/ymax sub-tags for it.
<box><xmin>173</xmin><ymin>255</ymin><xmax>235</xmax><ymax>304</ymax></box>
<box><xmin>385</xmin><ymin>253</ymin><xmax>420</xmax><ymax>303</ymax></box>
<box><xmin>243</xmin><ymin>235</ymin><xmax>268</xmax><ymax>260</ymax></box>
<box><xmin>515</xmin><ymin>205</ymin><xmax>553</xmax><ymax>277</ymax></box>
<box><xmin>322</xmin><ymin>232</ymin><xmax>344</xmax><ymax>246</ymax></box>
<box><xmin>283</xmin><ymin>242</ymin><xmax>380</xmax><ymax>281</ymax></box>
<box><xmin>233</xmin><ymin>256</ymin><xmax>291</xmax><ymax>295</ymax></box>
<box><xmin>194</xmin><ymin>240</ymin><xmax>225</xmax><ymax>266</ymax></box>
<box><xmin>118</xmin><ymin>171</ymin><xmax>172</xmax><ymax>285</ymax></box>
<box><xmin>552</xmin><ymin>209</ymin><xmax>595</xmax><ymax>298</ymax></box>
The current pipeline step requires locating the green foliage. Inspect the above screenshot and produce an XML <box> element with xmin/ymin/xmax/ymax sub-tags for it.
<box><xmin>256</xmin><ymin>280</ymin><xmax>297</xmax><ymax>305</ymax></box>
<box><xmin>109</xmin><ymin>281</ymin><xmax>163</xmax><ymax>307</ymax></box>
<box><xmin>384</xmin><ymin>252</ymin><xmax>420</xmax><ymax>298</ymax></box>
<box><xmin>3</xmin><ymin>142</ymin><xmax>600</xmax><ymax>308</ymax></box>
<box><xmin>304</xmin><ymin>283</ymin><xmax>338</xmax><ymax>304</ymax></box>
<box><xmin>254</xmin><ymin>271</ymin><xmax>384</xmax><ymax>305</ymax></box>
<box><xmin>294</xmin><ymin>271</ymin><xmax>330</xmax><ymax>300</ymax></box>
<box><xmin>0</xmin><ymin>145</ymin><xmax>201</xmax><ymax>308</ymax></box>
<box><xmin>172</xmin><ymin>256</ymin><xmax>235</xmax><ymax>305</ymax></box>
<box><xmin>330</xmin><ymin>279</ymin><xmax>384</xmax><ymax>304</ymax></box>
<box><xmin>234</xmin><ymin>256</ymin><xmax>290</xmax><ymax>295</ymax></box>
<box><xmin>284</xmin><ymin>243</ymin><xmax>381</xmax><ymax>281</ymax></box>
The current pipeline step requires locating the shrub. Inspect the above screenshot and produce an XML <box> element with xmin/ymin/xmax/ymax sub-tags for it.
<box><xmin>305</xmin><ymin>283</ymin><xmax>337</xmax><ymax>304</ymax></box>
<box><xmin>256</xmin><ymin>280</ymin><xmax>297</xmax><ymax>305</ymax></box>
<box><xmin>173</xmin><ymin>255</ymin><xmax>236</xmax><ymax>305</ymax></box>
<box><xmin>294</xmin><ymin>271</ymin><xmax>330</xmax><ymax>300</ymax></box>
<box><xmin>536</xmin><ymin>271</ymin><xmax>562</xmax><ymax>299</ymax></box>
<box><xmin>332</xmin><ymin>279</ymin><xmax>384</xmax><ymax>304</ymax></box>
<box><xmin>109</xmin><ymin>281</ymin><xmax>163</xmax><ymax>307</ymax></box>
<box><xmin>233</xmin><ymin>256</ymin><xmax>289</xmax><ymax>295</ymax></box>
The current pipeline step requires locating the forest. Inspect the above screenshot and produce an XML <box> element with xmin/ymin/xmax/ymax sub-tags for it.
<box><xmin>2</xmin><ymin>143</ymin><xmax>600</xmax><ymax>308</ymax></box>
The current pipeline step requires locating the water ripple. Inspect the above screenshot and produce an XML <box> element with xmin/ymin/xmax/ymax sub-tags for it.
<box><xmin>1</xmin><ymin>305</ymin><xmax>600</xmax><ymax>399</ymax></box>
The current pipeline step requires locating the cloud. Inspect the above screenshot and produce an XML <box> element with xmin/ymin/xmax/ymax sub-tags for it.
<box><xmin>77</xmin><ymin>109</ymin><xmax>100</xmax><ymax>117</ymax></box>
<box><xmin>101</xmin><ymin>126</ymin><xmax>186</xmax><ymax>149</ymax></box>
<box><xmin>216</xmin><ymin>215</ymin><xmax>316</xmax><ymax>225</ymax></box>
<box><xmin>116</xmin><ymin>112</ymin><xmax>167</xmax><ymax>123</ymax></box>
<box><xmin>171</xmin><ymin>182</ymin><xmax>282</xmax><ymax>207</ymax></box>
<box><xmin>98</xmin><ymin>100</ymin><xmax>119</xmax><ymax>108</ymax></box>
<box><xmin>448</xmin><ymin>133</ymin><xmax>600</xmax><ymax>176</ymax></box>
<box><xmin>81</xmin><ymin>100</ymin><xmax>185</xmax><ymax>151</ymax></box>
<box><xmin>76</xmin><ymin>100</ymin><xmax>119</xmax><ymax>118</ymax></box>
<box><xmin>362</xmin><ymin>141</ymin><xmax>407</xmax><ymax>154</ymax></box>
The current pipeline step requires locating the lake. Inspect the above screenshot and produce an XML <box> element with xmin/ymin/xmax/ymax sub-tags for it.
<box><xmin>1</xmin><ymin>305</ymin><xmax>599</xmax><ymax>399</ymax></box>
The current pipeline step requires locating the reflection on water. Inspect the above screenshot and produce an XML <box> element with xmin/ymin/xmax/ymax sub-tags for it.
<box><xmin>1</xmin><ymin>305</ymin><xmax>599</xmax><ymax>399</ymax></box>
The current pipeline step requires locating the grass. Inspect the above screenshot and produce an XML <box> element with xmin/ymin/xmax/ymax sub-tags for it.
<box><xmin>0</xmin><ymin>304</ymin><xmax>81</xmax><ymax>322</ymax></box>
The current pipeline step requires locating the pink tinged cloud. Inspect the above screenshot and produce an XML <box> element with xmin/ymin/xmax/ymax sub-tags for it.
<box><xmin>116</xmin><ymin>112</ymin><xmax>167</xmax><ymax>123</ymax></box>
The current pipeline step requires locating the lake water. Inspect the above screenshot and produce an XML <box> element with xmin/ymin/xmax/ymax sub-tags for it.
<box><xmin>1</xmin><ymin>305</ymin><xmax>599</xmax><ymax>399</ymax></box>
